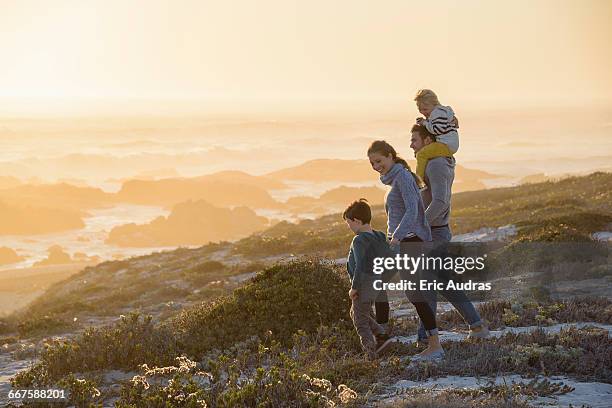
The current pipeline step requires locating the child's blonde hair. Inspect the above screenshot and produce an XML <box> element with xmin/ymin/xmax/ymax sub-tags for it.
<box><xmin>414</xmin><ymin>89</ymin><xmax>440</xmax><ymax>106</ymax></box>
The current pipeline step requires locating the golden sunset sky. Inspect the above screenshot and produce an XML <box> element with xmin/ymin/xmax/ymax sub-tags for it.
<box><xmin>1</xmin><ymin>0</ymin><xmax>611</xmax><ymax>115</ymax></box>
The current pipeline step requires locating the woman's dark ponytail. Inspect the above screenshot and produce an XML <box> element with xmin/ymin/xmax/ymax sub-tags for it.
<box><xmin>368</xmin><ymin>140</ymin><xmax>424</xmax><ymax>188</ymax></box>
<box><xmin>394</xmin><ymin>156</ymin><xmax>409</xmax><ymax>169</ymax></box>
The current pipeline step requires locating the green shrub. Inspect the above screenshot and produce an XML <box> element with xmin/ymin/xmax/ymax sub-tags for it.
<box><xmin>17</xmin><ymin>315</ymin><xmax>75</xmax><ymax>338</ymax></box>
<box><xmin>57</xmin><ymin>374</ymin><xmax>103</xmax><ymax>407</ymax></box>
<box><xmin>171</xmin><ymin>258</ymin><xmax>351</xmax><ymax>357</ymax></box>
<box><xmin>13</xmin><ymin>259</ymin><xmax>352</xmax><ymax>388</ymax></box>
<box><xmin>116</xmin><ymin>352</ymin><xmax>359</xmax><ymax>408</ymax></box>
<box><xmin>0</xmin><ymin>317</ymin><xmax>16</xmax><ymax>335</ymax></box>
<box><xmin>12</xmin><ymin>313</ymin><xmax>178</xmax><ymax>387</ymax></box>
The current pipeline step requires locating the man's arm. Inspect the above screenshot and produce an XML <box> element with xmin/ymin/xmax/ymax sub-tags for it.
<box><xmin>424</xmin><ymin>159</ymin><xmax>451</xmax><ymax>224</ymax></box>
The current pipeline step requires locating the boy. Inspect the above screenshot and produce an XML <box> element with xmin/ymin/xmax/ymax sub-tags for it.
<box><xmin>343</xmin><ymin>199</ymin><xmax>395</xmax><ymax>359</ymax></box>
<box><xmin>414</xmin><ymin>89</ymin><xmax>459</xmax><ymax>181</ymax></box>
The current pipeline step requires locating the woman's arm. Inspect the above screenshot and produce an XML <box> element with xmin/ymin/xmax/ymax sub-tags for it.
<box><xmin>391</xmin><ymin>172</ymin><xmax>419</xmax><ymax>240</ymax></box>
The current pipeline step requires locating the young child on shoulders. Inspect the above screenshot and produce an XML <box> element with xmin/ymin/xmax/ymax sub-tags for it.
<box><xmin>413</xmin><ymin>89</ymin><xmax>459</xmax><ymax>181</ymax></box>
<box><xmin>343</xmin><ymin>198</ymin><xmax>394</xmax><ymax>359</ymax></box>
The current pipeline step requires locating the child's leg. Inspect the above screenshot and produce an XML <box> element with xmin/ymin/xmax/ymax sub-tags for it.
<box><xmin>415</xmin><ymin>142</ymin><xmax>453</xmax><ymax>180</ymax></box>
<box><xmin>367</xmin><ymin>310</ymin><xmax>385</xmax><ymax>337</ymax></box>
<box><xmin>350</xmin><ymin>299</ymin><xmax>378</xmax><ymax>357</ymax></box>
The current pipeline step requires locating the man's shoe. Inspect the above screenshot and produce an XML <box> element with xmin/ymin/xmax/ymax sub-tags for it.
<box><xmin>468</xmin><ymin>326</ymin><xmax>490</xmax><ymax>339</ymax></box>
<box><xmin>375</xmin><ymin>333</ymin><xmax>395</xmax><ymax>354</ymax></box>
<box><xmin>410</xmin><ymin>349</ymin><xmax>445</xmax><ymax>363</ymax></box>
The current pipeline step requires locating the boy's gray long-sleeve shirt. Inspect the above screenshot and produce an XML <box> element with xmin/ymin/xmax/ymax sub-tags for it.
<box><xmin>421</xmin><ymin>156</ymin><xmax>456</xmax><ymax>226</ymax></box>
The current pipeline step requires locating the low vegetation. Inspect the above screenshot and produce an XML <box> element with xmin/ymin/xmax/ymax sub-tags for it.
<box><xmin>9</xmin><ymin>249</ymin><xmax>266</xmax><ymax>338</ymax></box>
<box><xmin>403</xmin><ymin>326</ymin><xmax>611</xmax><ymax>383</ymax></box>
<box><xmin>5</xmin><ymin>172</ymin><xmax>611</xmax><ymax>406</ymax></box>
<box><xmin>451</xmin><ymin>172</ymin><xmax>611</xmax><ymax>233</ymax></box>
<box><xmin>383</xmin><ymin>377</ymin><xmax>574</xmax><ymax>408</ymax></box>
<box><xmin>10</xmin><ymin>259</ymin><xmax>612</xmax><ymax>407</ymax></box>
<box><xmin>438</xmin><ymin>297</ymin><xmax>612</xmax><ymax>330</ymax></box>
<box><xmin>12</xmin><ymin>260</ymin><xmax>351</xmax><ymax>386</ymax></box>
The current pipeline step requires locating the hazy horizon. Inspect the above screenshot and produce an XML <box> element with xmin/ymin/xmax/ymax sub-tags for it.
<box><xmin>1</xmin><ymin>0</ymin><xmax>611</xmax><ymax>116</ymax></box>
<box><xmin>1</xmin><ymin>106</ymin><xmax>610</xmax><ymax>186</ymax></box>
<box><xmin>1</xmin><ymin>0</ymin><xmax>610</xmax><ymax>272</ymax></box>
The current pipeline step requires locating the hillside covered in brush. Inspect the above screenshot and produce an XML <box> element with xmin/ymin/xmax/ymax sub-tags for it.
<box><xmin>1</xmin><ymin>172</ymin><xmax>610</xmax><ymax>407</ymax></box>
<box><xmin>3</xmin><ymin>172</ymin><xmax>610</xmax><ymax>337</ymax></box>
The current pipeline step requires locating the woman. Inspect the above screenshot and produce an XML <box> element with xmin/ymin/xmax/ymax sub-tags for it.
<box><xmin>367</xmin><ymin>140</ymin><xmax>444</xmax><ymax>361</ymax></box>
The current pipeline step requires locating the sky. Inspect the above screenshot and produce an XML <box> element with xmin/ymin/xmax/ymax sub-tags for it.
<box><xmin>0</xmin><ymin>0</ymin><xmax>611</xmax><ymax>115</ymax></box>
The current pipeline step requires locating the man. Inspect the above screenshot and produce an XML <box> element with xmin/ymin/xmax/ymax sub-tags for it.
<box><xmin>410</xmin><ymin>124</ymin><xmax>489</xmax><ymax>342</ymax></box>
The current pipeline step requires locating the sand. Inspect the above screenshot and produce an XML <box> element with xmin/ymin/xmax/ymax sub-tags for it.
<box><xmin>0</xmin><ymin>262</ymin><xmax>91</xmax><ymax>315</ymax></box>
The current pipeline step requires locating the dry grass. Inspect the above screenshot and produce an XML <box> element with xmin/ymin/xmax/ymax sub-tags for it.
<box><xmin>402</xmin><ymin>326</ymin><xmax>612</xmax><ymax>383</ymax></box>
<box><xmin>438</xmin><ymin>297</ymin><xmax>612</xmax><ymax>331</ymax></box>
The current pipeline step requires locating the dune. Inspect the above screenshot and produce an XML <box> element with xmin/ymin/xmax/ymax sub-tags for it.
<box><xmin>318</xmin><ymin>185</ymin><xmax>385</xmax><ymax>204</ymax></box>
<box><xmin>33</xmin><ymin>245</ymin><xmax>73</xmax><ymax>267</ymax></box>
<box><xmin>266</xmin><ymin>159</ymin><xmax>373</xmax><ymax>182</ymax></box>
<box><xmin>0</xmin><ymin>201</ymin><xmax>84</xmax><ymax>235</ymax></box>
<box><xmin>110</xmin><ymin>169</ymin><xmax>284</xmax><ymax>190</ymax></box>
<box><xmin>195</xmin><ymin>170</ymin><xmax>287</xmax><ymax>189</ymax></box>
<box><xmin>0</xmin><ymin>145</ymin><xmax>290</xmax><ymax>182</ymax></box>
<box><xmin>452</xmin><ymin>179</ymin><xmax>487</xmax><ymax>192</ymax></box>
<box><xmin>455</xmin><ymin>164</ymin><xmax>504</xmax><ymax>180</ymax></box>
<box><xmin>285</xmin><ymin>185</ymin><xmax>386</xmax><ymax>212</ymax></box>
<box><xmin>0</xmin><ymin>263</ymin><xmax>91</xmax><ymax>315</ymax></box>
<box><xmin>106</xmin><ymin>199</ymin><xmax>269</xmax><ymax>247</ymax></box>
<box><xmin>116</xmin><ymin>178</ymin><xmax>281</xmax><ymax>208</ymax></box>
<box><xmin>32</xmin><ymin>245</ymin><xmax>101</xmax><ymax>267</ymax></box>
<box><xmin>265</xmin><ymin>158</ymin><xmax>502</xmax><ymax>192</ymax></box>
<box><xmin>133</xmin><ymin>168</ymin><xmax>182</xmax><ymax>179</ymax></box>
<box><xmin>265</xmin><ymin>158</ymin><xmax>502</xmax><ymax>182</ymax></box>
<box><xmin>520</xmin><ymin>173</ymin><xmax>553</xmax><ymax>184</ymax></box>
<box><xmin>0</xmin><ymin>247</ymin><xmax>24</xmax><ymax>266</ymax></box>
<box><xmin>465</xmin><ymin>156</ymin><xmax>612</xmax><ymax>178</ymax></box>
<box><xmin>0</xmin><ymin>182</ymin><xmax>116</xmax><ymax>211</ymax></box>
